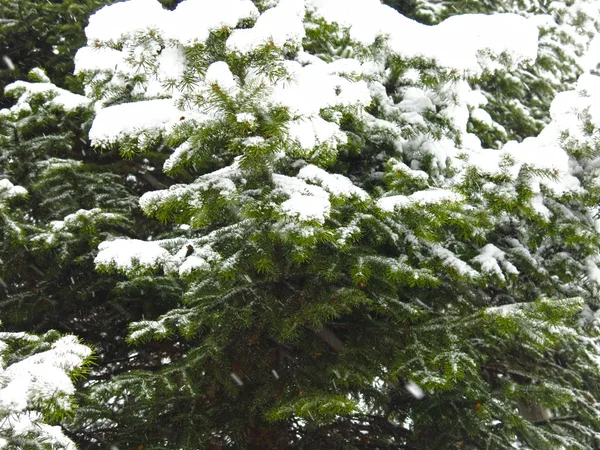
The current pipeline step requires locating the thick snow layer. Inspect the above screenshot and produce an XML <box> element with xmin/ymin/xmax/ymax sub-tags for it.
<box><xmin>281</xmin><ymin>195</ymin><xmax>331</xmax><ymax>223</ymax></box>
<box><xmin>0</xmin><ymin>179</ymin><xmax>27</xmax><ymax>204</ymax></box>
<box><xmin>267</xmin><ymin>60</ymin><xmax>371</xmax><ymax>153</ymax></box>
<box><xmin>274</xmin><ymin>174</ymin><xmax>331</xmax><ymax>223</ymax></box>
<box><xmin>287</xmin><ymin>117</ymin><xmax>347</xmax><ymax>151</ymax></box>
<box><xmin>205</xmin><ymin>61</ymin><xmax>237</xmax><ymax>90</ymax></box>
<box><xmin>85</xmin><ymin>0</ymin><xmax>166</xmax><ymax>42</ymax></box>
<box><xmin>86</xmin><ymin>0</ymin><xmax>258</xmax><ymax>44</ymax></box>
<box><xmin>271</xmin><ymin>61</ymin><xmax>372</xmax><ymax>116</ymax></box>
<box><xmin>89</xmin><ymin>99</ymin><xmax>182</xmax><ymax>146</ymax></box>
<box><xmin>165</xmin><ymin>0</ymin><xmax>259</xmax><ymax>45</ymax></box>
<box><xmin>309</xmin><ymin>0</ymin><xmax>538</xmax><ymax>74</ymax></box>
<box><xmin>3</xmin><ymin>80</ymin><xmax>88</xmax><ymax>113</ymax></box>
<box><xmin>95</xmin><ymin>238</ymin><xmax>170</xmax><ymax>271</ymax></box>
<box><xmin>179</xmin><ymin>255</ymin><xmax>210</xmax><ymax>276</ymax></box>
<box><xmin>227</xmin><ymin>0</ymin><xmax>305</xmax><ymax>53</ymax></box>
<box><xmin>74</xmin><ymin>47</ymin><xmax>125</xmax><ymax>73</ymax></box>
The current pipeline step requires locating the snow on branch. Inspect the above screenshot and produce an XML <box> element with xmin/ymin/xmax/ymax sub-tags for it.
<box><xmin>0</xmin><ymin>333</ymin><xmax>92</xmax><ymax>450</ymax></box>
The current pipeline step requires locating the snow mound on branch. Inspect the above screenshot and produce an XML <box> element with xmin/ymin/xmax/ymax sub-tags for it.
<box><xmin>0</xmin><ymin>334</ymin><xmax>91</xmax><ymax>450</ymax></box>
<box><xmin>89</xmin><ymin>99</ymin><xmax>182</xmax><ymax>146</ymax></box>
<box><xmin>309</xmin><ymin>0</ymin><xmax>538</xmax><ymax>74</ymax></box>
<box><xmin>3</xmin><ymin>80</ymin><xmax>88</xmax><ymax>114</ymax></box>
<box><xmin>95</xmin><ymin>238</ymin><xmax>170</xmax><ymax>271</ymax></box>
<box><xmin>0</xmin><ymin>179</ymin><xmax>27</xmax><ymax>204</ymax></box>
<box><xmin>74</xmin><ymin>47</ymin><xmax>124</xmax><ymax>73</ymax></box>
<box><xmin>274</xmin><ymin>174</ymin><xmax>331</xmax><ymax>223</ymax></box>
<box><xmin>297</xmin><ymin>165</ymin><xmax>368</xmax><ymax>200</ymax></box>
<box><xmin>205</xmin><ymin>61</ymin><xmax>237</xmax><ymax>90</ymax></box>
<box><xmin>85</xmin><ymin>0</ymin><xmax>259</xmax><ymax>45</ymax></box>
<box><xmin>227</xmin><ymin>0</ymin><xmax>305</xmax><ymax>53</ymax></box>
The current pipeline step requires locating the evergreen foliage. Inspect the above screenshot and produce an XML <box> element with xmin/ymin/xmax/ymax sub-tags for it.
<box><xmin>3</xmin><ymin>0</ymin><xmax>600</xmax><ymax>449</ymax></box>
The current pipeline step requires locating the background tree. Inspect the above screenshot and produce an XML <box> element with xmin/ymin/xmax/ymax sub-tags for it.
<box><xmin>0</xmin><ymin>0</ymin><xmax>118</xmax><ymax>107</ymax></box>
<box><xmin>0</xmin><ymin>69</ymin><xmax>181</xmax><ymax>449</ymax></box>
<box><xmin>0</xmin><ymin>159</ymin><xmax>93</xmax><ymax>449</ymax></box>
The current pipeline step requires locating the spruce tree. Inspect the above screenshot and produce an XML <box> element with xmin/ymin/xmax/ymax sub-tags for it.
<box><xmin>3</xmin><ymin>0</ymin><xmax>600</xmax><ymax>448</ymax></box>
<box><xmin>64</xmin><ymin>0</ymin><xmax>600</xmax><ymax>448</ymax></box>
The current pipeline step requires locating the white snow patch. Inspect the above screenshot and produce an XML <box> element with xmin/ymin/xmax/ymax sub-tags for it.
<box><xmin>309</xmin><ymin>0</ymin><xmax>538</xmax><ymax>74</ymax></box>
<box><xmin>4</xmin><ymin>80</ymin><xmax>88</xmax><ymax>112</ymax></box>
<box><xmin>585</xmin><ymin>257</ymin><xmax>600</xmax><ymax>285</ymax></box>
<box><xmin>95</xmin><ymin>238</ymin><xmax>170</xmax><ymax>271</ymax></box>
<box><xmin>236</xmin><ymin>112</ymin><xmax>256</xmax><ymax>125</ymax></box>
<box><xmin>85</xmin><ymin>0</ymin><xmax>167</xmax><ymax>43</ymax></box>
<box><xmin>226</xmin><ymin>0</ymin><xmax>305</xmax><ymax>53</ymax></box>
<box><xmin>472</xmin><ymin>244</ymin><xmax>519</xmax><ymax>281</ymax></box>
<box><xmin>378</xmin><ymin>189</ymin><xmax>463</xmax><ymax>212</ymax></box>
<box><xmin>297</xmin><ymin>164</ymin><xmax>368</xmax><ymax>200</ymax></box>
<box><xmin>0</xmin><ymin>179</ymin><xmax>27</xmax><ymax>203</ymax></box>
<box><xmin>179</xmin><ymin>255</ymin><xmax>210</xmax><ymax>276</ymax></box>
<box><xmin>274</xmin><ymin>173</ymin><xmax>331</xmax><ymax>223</ymax></box>
<box><xmin>89</xmin><ymin>99</ymin><xmax>182</xmax><ymax>146</ymax></box>
<box><xmin>74</xmin><ymin>47</ymin><xmax>125</xmax><ymax>73</ymax></box>
<box><xmin>205</xmin><ymin>61</ymin><xmax>237</xmax><ymax>90</ymax></box>
<box><xmin>86</xmin><ymin>0</ymin><xmax>259</xmax><ymax>45</ymax></box>
<box><xmin>431</xmin><ymin>245</ymin><xmax>479</xmax><ymax>278</ymax></box>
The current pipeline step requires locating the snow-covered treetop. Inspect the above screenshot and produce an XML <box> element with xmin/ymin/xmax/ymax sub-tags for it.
<box><xmin>80</xmin><ymin>0</ymin><xmax>538</xmax><ymax>74</ymax></box>
<box><xmin>78</xmin><ymin>0</ymin><xmax>539</xmax><ymax>148</ymax></box>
